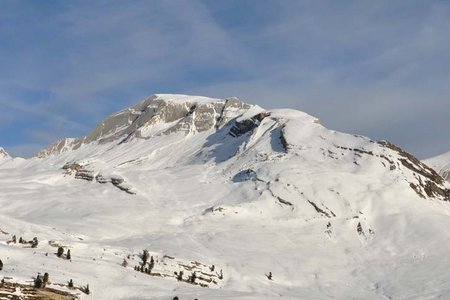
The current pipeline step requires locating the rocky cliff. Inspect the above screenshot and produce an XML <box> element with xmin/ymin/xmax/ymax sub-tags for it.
<box><xmin>36</xmin><ymin>94</ymin><xmax>256</xmax><ymax>158</ymax></box>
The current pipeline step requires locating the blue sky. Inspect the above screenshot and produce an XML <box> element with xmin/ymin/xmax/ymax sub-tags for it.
<box><xmin>0</xmin><ymin>0</ymin><xmax>449</xmax><ymax>158</ymax></box>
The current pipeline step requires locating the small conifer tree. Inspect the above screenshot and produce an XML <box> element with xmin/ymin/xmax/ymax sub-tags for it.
<box><xmin>142</xmin><ymin>250</ymin><xmax>149</xmax><ymax>264</ymax></box>
<box><xmin>148</xmin><ymin>256</ymin><xmax>155</xmax><ymax>272</ymax></box>
<box><xmin>31</xmin><ymin>237</ymin><xmax>38</xmax><ymax>248</ymax></box>
<box><xmin>57</xmin><ymin>247</ymin><xmax>64</xmax><ymax>257</ymax></box>
<box><xmin>190</xmin><ymin>272</ymin><xmax>196</xmax><ymax>284</ymax></box>
<box><xmin>34</xmin><ymin>275</ymin><xmax>43</xmax><ymax>289</ymax></box>
<box><xmin>68</xmin><ymin>279</ymin><xmax>74</xmax><ymax>288</ymax></box>
<box><xmin>177</xmin><ymin>271</ymin><xmax>183</xmax><ymax>281</ymax></box>
<box><xmin>66</xmin><ymin>249</ymin><xmax>71</xmax><ymax>260</ymax></box>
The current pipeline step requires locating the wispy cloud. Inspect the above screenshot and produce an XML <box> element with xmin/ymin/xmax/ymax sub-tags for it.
<box><xmin>0</xmin><ymin>0</ymin><xmax>449</xmax><ymax>158</ymax></box>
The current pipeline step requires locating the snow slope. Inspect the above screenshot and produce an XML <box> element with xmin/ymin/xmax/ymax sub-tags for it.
<box><xmin>425</xmin><ymin>151</ymin><xmax>450</xmax><ymax>182</ymax></box>
<box><xmin>1</xmin><ymin>94</ymin><xmax>450</xmax><ymax>299</ymax></box>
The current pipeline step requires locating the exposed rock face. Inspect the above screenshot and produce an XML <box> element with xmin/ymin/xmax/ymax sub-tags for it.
<box><xmin>37</xmin><ymin>94</ymin><xmax>254</xmax><ymax>158</ymax></box>
<box><xmin>229</xmin><ymin>112</ymin><xmax>271</xmax><ymax>137</ymax></box>
<box><xmin>62</xmin><ymin>162</ymin><xmax>135</xmax><ymax>194</ymax></box>
<box><xmin>377</xmin><ymin>141</ymin><xmax>449</xmax><ymax>200</ymax></box>
<box><xmin>37</xmin><ymin>138</ymin><xmax>80</xmax><ymax>158</ymax></box>
<box><xmin>63</xmin><ymin>162</ymin><xmax>94</xmax><ymax>181</ymax></box>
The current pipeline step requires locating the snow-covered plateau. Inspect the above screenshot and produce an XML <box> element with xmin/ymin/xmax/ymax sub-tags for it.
<box><xmin>1</xmin><ymin>94</ymin><xmax>450</xmax><ymax>299</ymax></box>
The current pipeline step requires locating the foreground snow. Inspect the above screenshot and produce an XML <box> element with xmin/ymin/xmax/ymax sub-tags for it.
<box><xmin>1</xmin><ymin>94</ymin><xmax>450</xmax><ymax>299</ymax></box>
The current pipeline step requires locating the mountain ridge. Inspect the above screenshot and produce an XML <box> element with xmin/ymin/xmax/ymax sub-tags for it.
<box><xmin>36</xmin><ymin>94</ymin><xmax>258</xmax><ymax>158</ymax></box>
<box><xmin>425</xmin><ymin>150</ymin><xmax>450</xmax><ymax>182</ymax></box>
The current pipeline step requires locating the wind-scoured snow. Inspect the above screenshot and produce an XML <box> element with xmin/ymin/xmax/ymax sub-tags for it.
<box><xmin>1</xmin><ymin>94</ymin><xmax>450</xmax><ymax>299</ymax></box>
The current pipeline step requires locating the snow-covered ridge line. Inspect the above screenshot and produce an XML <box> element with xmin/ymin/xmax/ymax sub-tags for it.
<box><xmin>424</xmin><ymin>150</ymin><xmax>450</xmax><ymax>182</ymax></box>
<box><xmin>153</xmin><ymin>93</ymin><xmax>224</xmax><ymax>103</ymax></box>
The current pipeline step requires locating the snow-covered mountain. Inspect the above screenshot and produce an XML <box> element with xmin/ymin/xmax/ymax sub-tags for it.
<box><xmin>425</xmin><ymin>151</ymin><xmax>450</xmax><ymax>182</ymax></box>
<box><xmin>0</xmin><ymin>147</ymin><xmax>10</xmax><ymax>159</ymax></box>
<box><xmin>1</xmin><ymin>94</ymin><xmax>450</xmax><ymax>299</ymax></box>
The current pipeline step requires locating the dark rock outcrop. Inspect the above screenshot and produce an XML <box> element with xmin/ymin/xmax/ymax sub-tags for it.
<box><xmin>229</xmin><ymin>112</ymin><xmax>271</xmax><ymax>137</ymax></box>
<box><xmin>378</xmin><ymin>140</ymin><xmax>450</xmax><ymax>201</ymax></box>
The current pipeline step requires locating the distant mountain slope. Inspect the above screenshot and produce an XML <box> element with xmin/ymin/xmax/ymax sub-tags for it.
<box><xmin>0</xmin><ymin>147</ymin><xmax>10</xmax><ymax>159</ymax></box>
<box><xmin>1</xmin><ymin>94</ymin><xmax>450</xmax><ymax>299</ymax></box>
<box><xmin>424</xmin><ymin>151</ymin><xmax>450</xmax><ymax>182</ymax></box>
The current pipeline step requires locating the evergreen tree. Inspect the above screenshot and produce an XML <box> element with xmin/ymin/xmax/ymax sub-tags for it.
<box><xmin>142</xmin><ymin>250</ymin><xmax>149</xmax><ymax>264</ymax></box>
<box><xmin>190</xmin><ymin>272</ymin><xmax>196</xmax><ymax>284</ymax></box>
<box><xmin>148</xmin><ymin>256</ymin><xmax>155</xmax><ymax>272</ymax></box>
<box><xmin>68</xmin><ymin>279</ymin><xmax>74</xmax><ymax>288</ymax></box>
<box><xmin>0</xmin><ymin>259</ymin><xmax>3</xmax><ymax>271</ymax></box>
<box><xmin>122</xmin><ymin>259</ymin><xmax>128</xmax><ymax>267</ymax></box>
<box><xmin>34</xmin><ymin>275</ymin><xmax>43</xmax><ymax>289</ymax></box>
<box><xmin>31</xmin><ymin>237</ymin><xmax>38</xmax><ymax>248</ymax></box>
<box><xmin>66</xmin><ymin>249</ymin><xmax>71</xmax><ymax>260</ymax></box>
<box><xmin>85</xmin><ymin>284</ymin><xmax>90</xmax><ymax>295</ymax></box>
<box><xmin>57</xmin><ymin>247</ymin><xmax>64</xmax><ymax>257</ymax></box>
<box><xmin>43</xmin><ymin>272</ymin><xmax>49</xmax><ymax>285</ymax></box>
<box><xmin>177</xmin><ymin>271</ymin><xmax>183</xmax><ymax>281</ymax></box>
<box><xmin>12</xmin><ymin>235</ymin><xmax>16</xmax><ymax>243</ymax></box>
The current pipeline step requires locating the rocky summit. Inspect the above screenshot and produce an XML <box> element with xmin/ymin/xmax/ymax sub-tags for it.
<box><xmin>1</xmin><ymin>94</ymin><xmax>450</xmax><ymax>299</ymax></box>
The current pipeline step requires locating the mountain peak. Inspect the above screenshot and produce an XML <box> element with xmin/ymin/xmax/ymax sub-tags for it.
<box><xmin>0</xmin><ymin>147</ymin><xmax>10</xmax><ymax>159</ymax></box>
<box><xmin>36</xmin><ymin>94</ymin><xmax>257</xmax><ymax>158</ymax></box>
